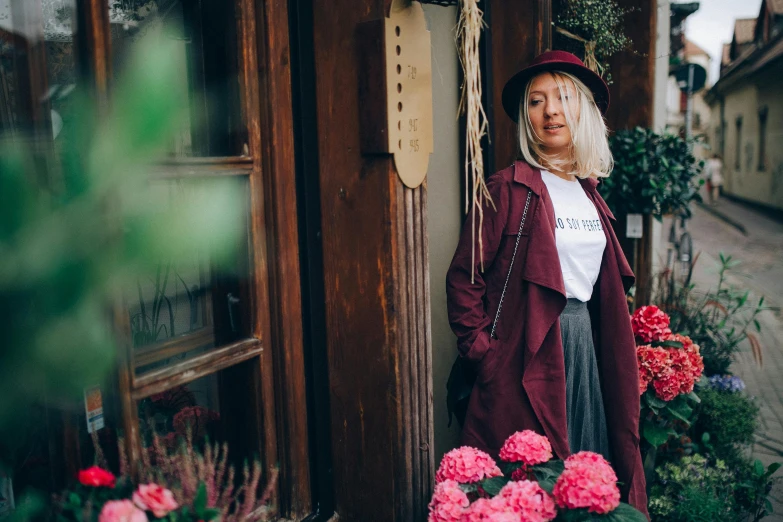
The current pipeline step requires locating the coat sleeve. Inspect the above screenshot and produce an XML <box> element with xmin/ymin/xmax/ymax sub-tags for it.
<box><xmin>445</xmin><ymin>172</ymin><xmax>511</xmax><ymax>363</ymax></box>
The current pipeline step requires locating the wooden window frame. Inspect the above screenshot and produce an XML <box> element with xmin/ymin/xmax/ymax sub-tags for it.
<box><xmin>78</xmin><ymin>0</ymin><xmax>312</xmax><ymax>518</ymax></box>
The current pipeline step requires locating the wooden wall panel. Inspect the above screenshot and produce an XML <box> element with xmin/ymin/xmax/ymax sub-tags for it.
<box><xmin>487</xmin><ymin>0</ymin><xmax>551</xmax><ymax>172</ymax></box>
<box><xmin>310</xmin><ymin>0</ymin><xmax>433</xmax><ymax>520</ymax></box>
<box><xmin>604</xmin><ymin>0</ymin><xmax>657</xmax><ymax>307</ymax></box>
<box><xmin>604</xmin><ymin>0</ymin><xmax>657</xmax><ymax>132</ymax></box>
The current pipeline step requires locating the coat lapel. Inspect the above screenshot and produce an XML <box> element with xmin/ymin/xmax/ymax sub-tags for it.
<box><xmin>512</xmin><ymin>161</ymin><xmax>567</xmax><ymax>363</ymax></box>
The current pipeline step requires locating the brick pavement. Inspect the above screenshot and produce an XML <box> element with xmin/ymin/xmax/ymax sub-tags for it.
<box><xmin>663</xmin><ymin>197</ymin><xmax>783</xmax><ymax>520</ymax></box>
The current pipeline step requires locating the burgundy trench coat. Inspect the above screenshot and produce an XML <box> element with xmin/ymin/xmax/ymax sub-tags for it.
<box><xmin>446</xmin><ymin>161</ymin><xmax>648</xmax><ymax>515</ymax></box>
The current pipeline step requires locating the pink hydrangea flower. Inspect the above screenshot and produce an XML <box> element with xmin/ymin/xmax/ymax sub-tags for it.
<box><xmin>495</xmin><ymin>480</ymin><xmax>557</xmax><ymax>521</ymax></box>
<box><xmin>553</xmin><ymin>452</ymin><xmax>620</xmax><ymax>515</ymax></box>
<box><xmin>435</xmin><ymin>447</ymin><xmax>502</xmax><ymax>484</ymax></box>
<box><xmin>460</xmin><ymin>497</ymin><xmax>513</xmax><ymax>522</ymax></box>
<box><xmin>133</xmin><ymin>483</ymin><xmax>179</xmax><ymax>518</ymax></box>
<box><xmin>631</xmin><ymin>305</ymin><xmax>672</xmax><ymax>343</ymax></box>
<box><xmin>428</xmin><ymin>479</ymin><xmax>469</xmax><ymax>522</ymax></box>
<box><xmin>483</xmin><ymin>512</ymin><xmax>518</xmax><ymax>522</ymax></box>
<box><xmin>499</xmin><ymin>431</ymin><xmax>553</xmax><ymax>467</ymax></box>
<box><xmin>98</xmin><ymin>500</ymin><xmax>148</xmax><ymax>522</ymax></box>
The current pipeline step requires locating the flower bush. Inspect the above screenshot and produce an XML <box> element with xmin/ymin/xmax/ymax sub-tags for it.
<box><xmin>632</xmin><ymin>306</ymin><xmax>704</xmax><ymax>451</ymax></box>
<box><xmin>428</xmin><ymin>432</ymin><xmax>647</xmax><ymax>522</ymax></box>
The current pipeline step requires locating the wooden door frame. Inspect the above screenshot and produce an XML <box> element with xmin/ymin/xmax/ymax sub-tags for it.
<box><xmin>74</xmin><ymin>0</ymin><xmax>312</xmax><ymax>518</ymax></box>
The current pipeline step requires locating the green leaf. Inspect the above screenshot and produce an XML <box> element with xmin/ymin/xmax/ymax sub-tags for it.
<box><xmin>645</xmin><ymin>394</ymin><xmax>667</xmax><ymax>409</ymax></box>
<box><xmin>755</xmin><ymin>459</ymin><xmax>766</xmax><ymax>477</ymax></box>
<box><xmin>194</xmin><ymin>482</ymin><xmax>208</xmax><ymax>518</ymax></box>
<box><xmin>653</xmin><ymin>339</ymin><xmax>684</xmax><ymax>349</ymax></box>
<box><xmin>202</xmin><ymin>508</ymin><xmax>221</xmax><ymax>521</ymax></box>
<box><xmin>701</xmin><ymin>432</ymin><xmax>711</xmax><ymax>443</ymax></box>
<box><xmin>643</xmin><ymin>419</ymin><xmax>671</xmax><ymax>447</ymax></box>
<box><xmin>479</xmin><ymin>476</ymin><xmax>509</xmax><ymax>496</ymax></box>
<box><xmin>603</xmin><ymin>503</ymin><xmax>649</xmax><ymax>522</ymax></box>
<box><xmin>765</xmin><ymin>462</ymin><xmax>782</xmax><ymax>478</ymax></box>
<box><xmin>686</xmin><ymin>391</ymin><xmax>701</xmax><ymax>404</ymax></box>
<box><xmin>666</xmin><ymin>398</ymin><xmax>693</xmax><ymax>423</ymax></box>
<box><xmin>68</xmin><ymin>492</ymin><xmax>82</xmax><ymax>507</ymax></box>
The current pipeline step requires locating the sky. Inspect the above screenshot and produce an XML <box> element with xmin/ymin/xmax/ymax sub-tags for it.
<box><xmin>685</xmin><ymin>0</ymin><xmax>764</xmax><ymax>84</ymax></box>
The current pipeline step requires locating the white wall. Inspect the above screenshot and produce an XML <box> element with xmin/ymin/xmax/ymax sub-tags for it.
<box><xmin>422</xmin><ymin>4</ymin><xmax>462</xmax><ymax>464</ymax></box>
<box><xmin>652</xmin><ymin>0</ymin><xmax>672</xmax><ymax>279</ymax></box>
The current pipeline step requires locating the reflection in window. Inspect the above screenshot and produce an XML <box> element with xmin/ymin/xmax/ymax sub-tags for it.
<box><xmin>109</xmin><ymin>0</ymin><xmax>245</xmax><ymax>157</ymax></box>
<box><xmin>129</xmin><ymin>177</ymin><xmax>251</xmax><ymax>375</ymax></box>
<box><xmin>0</xmin><ymin>0</ymin><xmax>77</xmax><ymax>140</ymax></box>
<box><xmin>138</xmin><ymin>378</ymin><xmax>221</xmax><ymax>450</ymax></box>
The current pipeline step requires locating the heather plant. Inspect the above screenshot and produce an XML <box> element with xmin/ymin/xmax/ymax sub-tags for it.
<box><xmin>55</xmin><ymin>429</ymin><xmax>276</xmax><ymax>521</ymax></box>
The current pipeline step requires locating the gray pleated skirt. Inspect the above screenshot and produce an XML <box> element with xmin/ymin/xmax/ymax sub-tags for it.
<box><xmin>560</xmin><ymin>298</ymin><xmax>611</xmax><ymax>462</ymax></box>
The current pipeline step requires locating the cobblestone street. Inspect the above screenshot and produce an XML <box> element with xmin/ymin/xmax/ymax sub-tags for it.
<box><xmin>663</xmin><ymin>197</ymin><xmax>783</xmax><ymax>519</ymax></box>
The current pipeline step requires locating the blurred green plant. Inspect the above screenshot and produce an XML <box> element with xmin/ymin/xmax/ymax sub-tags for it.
<box><xmin>554</xmin><ymin>0</ymin><xmax>634</xmax><ymax>83</ymax></box>
<box><xmin>648</xmin><ymin>453</ymin><xmax>740</xmax><ymax>521</ymax></box>
<box><xmin>600</xmin><ymin>127</ymin><xmax>703</xmax><ymax>219</ymax></box>
<box><xmin>653</xmin><ymin>253</ymin><xmax>766</xmax><ymax>375</ymax></box>
<box><xmin>691</xmin><ymin>386</ymin><xmax>759</xmax><ymax>461</ymax></box>
<box><xmin>0</xmin><ymin>29</ymin><xmax>242</xmax><ymax>511</ymax></box>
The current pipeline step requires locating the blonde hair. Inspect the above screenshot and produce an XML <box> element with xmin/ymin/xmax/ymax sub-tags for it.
<box><xmin>517</xmin><ymin>71</ymin><xmax>613</xmax><ymax>179</ymax></box>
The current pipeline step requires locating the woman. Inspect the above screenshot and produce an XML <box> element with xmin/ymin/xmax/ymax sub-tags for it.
<box><xmin>446</xmin><ymin>51</ymin><xmax>648</xmax><ymax>515</ymax></box>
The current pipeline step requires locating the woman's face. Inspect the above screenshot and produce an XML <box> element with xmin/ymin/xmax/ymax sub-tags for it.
<box><xmin>527</xmin><ymin>73</ymin><xmax>579</xmax><ymax>158</ymax></box>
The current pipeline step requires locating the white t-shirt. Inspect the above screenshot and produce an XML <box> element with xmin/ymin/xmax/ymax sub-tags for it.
<box><xmin>541</xmin><ymin>170</ymin><xmax>607</xmax><ymax>302</ymax></box>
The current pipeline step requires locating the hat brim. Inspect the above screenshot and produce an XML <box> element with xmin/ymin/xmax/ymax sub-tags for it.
<box><xmin>501</xmin><ymin>62</ymin><xmax>610</xmax><ymax>122</ymax></box>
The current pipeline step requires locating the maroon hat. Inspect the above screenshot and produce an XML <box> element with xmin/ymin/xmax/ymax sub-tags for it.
<box><xmin>501</xmin><ymin>50</ymin><xmax>610</xmax><ymax>121</ymax></box>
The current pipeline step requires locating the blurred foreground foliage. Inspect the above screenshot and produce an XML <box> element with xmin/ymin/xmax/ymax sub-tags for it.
<box><xmin>0</xmin><ymin>30</ymin><xmax>242</xmax><ymax>492</ymax></box>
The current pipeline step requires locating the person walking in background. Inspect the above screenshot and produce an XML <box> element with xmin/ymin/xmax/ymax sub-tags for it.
<box><xmin>705</xmin><ymin>153</ymin><xmax>724</xmax><ymax>205</ymax></box>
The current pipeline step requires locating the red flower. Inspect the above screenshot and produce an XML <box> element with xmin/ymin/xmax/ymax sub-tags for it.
<box><xmin>631</xmin><ymin>305</ymin><xmax>672</xmax><ymax>343</ymax></box>
<box><xmin>78</xmin><ymin>466</ymin><xmax>116</xmax><ymax>488</ymax></box>
<box><xmin>637</xmin><ymin>334</ymin><xmax>704</xmax><ymax>401</ymax></box>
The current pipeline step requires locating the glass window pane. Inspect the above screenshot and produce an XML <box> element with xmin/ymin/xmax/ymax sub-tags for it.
<box><xmin>109</xmin><ymin>0</ymin><xmax>246</xmax><ymax>157</ymax></box>
<box><xmin>0</xmin><ymin>0</ymin><xmax>77</xmax><ymax>141</ymax></box>
<box><xmin>136</xmin><ymin>361</ymin><xmax>265</xmax><ymax>478</ymax></box>
<box><xmin>129</xmin><ymin>176</ymin><xmax>253</xmax><ymax>375</ymax></box>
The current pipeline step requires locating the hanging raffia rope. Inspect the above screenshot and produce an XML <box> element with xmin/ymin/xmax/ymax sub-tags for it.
<box><xmin>554</xmin><ymin>26</ymin><xmax>604</xmax><ymax>77</ymax></box>
<box><xmin>456</xmin><ymin>0</ymin><xmax>493</xmax><ymax>283</ymax></box>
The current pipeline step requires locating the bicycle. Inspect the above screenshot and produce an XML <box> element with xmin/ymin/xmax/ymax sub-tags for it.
<box><xmin>665</xmin><ymin>209</ymin><xmax>694</xmax><ymax>291</ymax></box>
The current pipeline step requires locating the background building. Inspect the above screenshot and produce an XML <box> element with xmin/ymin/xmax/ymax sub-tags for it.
<box><xmin>706</xmin><ymin>0</ymin><xmax>783</xmax><ymax>211</ymax></box>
